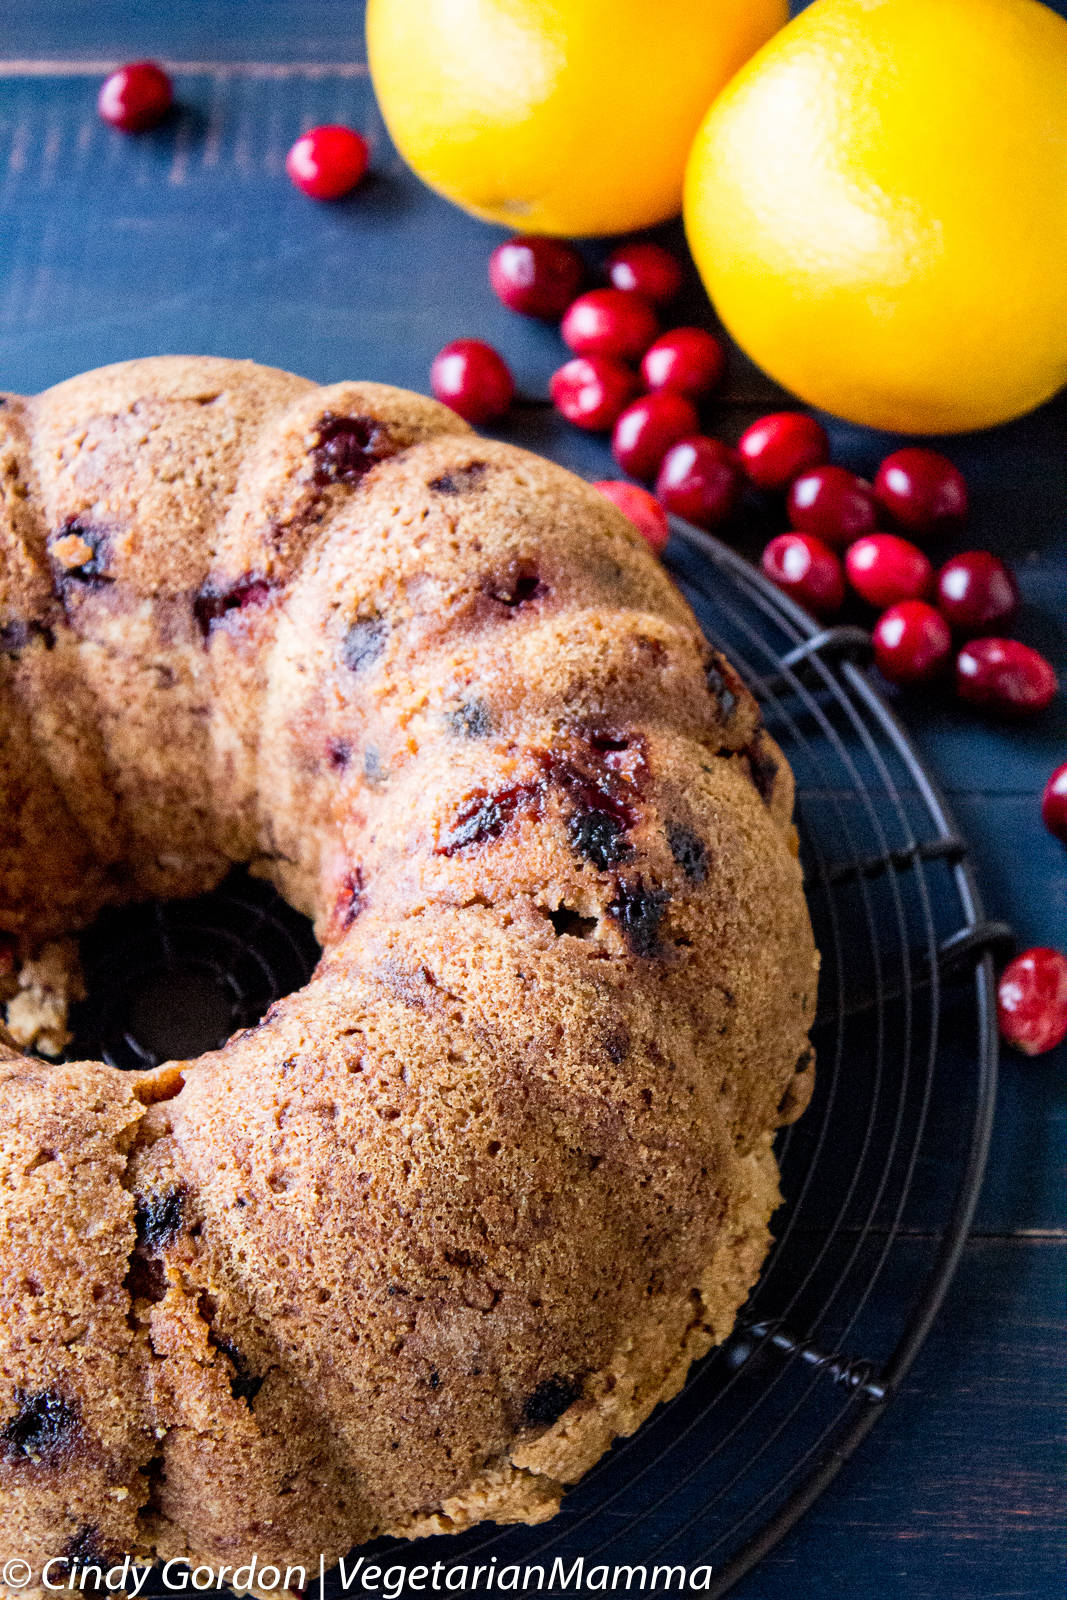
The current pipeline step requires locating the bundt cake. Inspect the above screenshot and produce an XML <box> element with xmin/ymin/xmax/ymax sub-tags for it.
<box><xmin>0</xmin><ymin>357</ymin><xmax>818</xmax><ymax>1578</ymax></box>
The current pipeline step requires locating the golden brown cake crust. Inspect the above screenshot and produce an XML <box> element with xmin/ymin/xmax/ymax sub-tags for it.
<box><xmin>0</xmin><ymin>357</ymin><xmax>818</xmax><ymax>1573</ymax></box>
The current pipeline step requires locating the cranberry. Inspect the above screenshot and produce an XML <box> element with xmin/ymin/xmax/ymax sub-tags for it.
<box><xmin>640</xmin><ymin>328</ymin><xmax>725</xmax><ymax>399</ymax></box>
<box><xmin>1</xmin><ymin>1391</ymin><xmax>80</xmax><ymax>1463</ymax></box>
<box><xmin>194</xmin><ymin>578</ymin><xmax>276</xmax><ymax>637</ymax></box>
<box><xmin>135</xmin><ymin>1186</ymin><xmax>186</xmax><ymax>1252</ymax></box>
<box><xmin>286</xmin><ymin>125</ymin><xmax>369</xmax><ymax>200</ymax></box>
<box><xmin>737</xmin><ymin>412</ymin><xmax>829</xmax><ymax>492</ymax></box>
<box><xmin>592</xmin><ymin>481</ymin><xmax>670</xmax><ymax>555</ymax></box>
<box><xmin>872</xmin><ymin>600</ymin><xmax>953</xmax><ymax>685</ymax></box>
<box><xmin>606</xmin><ymin>242</ymin><xmax>684</xmax><ymax>305</ymax></box>
<box><xmin>608</xmin><ymin>880</ymin><xmax>670</xmax><ymax>957</ymax></box>
<box><xmin>488</xmin><ymin>236</ymin><xmax>584</xmax><ymax>319</ymax></box>
<box><xmin>846</xmin><ymin>533</ymin><xmax>933</xmax><ymax>608</ymax></box>
<box><xmin>549</xmin><ymin>356</ymin><xmax>637</xmax><ymax>431</ymax></box>
<box><xmin>654</xmin><ymin>436</ymin><xmax>742</xmax><ymax>529</ymax></box>
<box><xmin>430</xmin><ymin>339</ymin><xmax>514</xmax><ymax>424</ymax></box>
<box><xmin>874</xmin><ymin>448</ymin><xmax>968</xmax><ymax>536</ymax></box>
<box><xmin>312</xmin><ymin>413</ymin><xmax>394</xmax><ymax>485</ymax></box>
<box><xmin>98</xmin><ymin>62</ymin><xmax>173</xmax><ymax>132</ymax></box>
<box><xmin>561</xmin><ymin>289</ymin><xmax>658</xmax><ymax>362</ymax></box>
<box><xmin>936</xmin><ymin>550</ymin><xmax>1019</xmax><ymax>633</ymax></box>
<box><xmin>437</xmin><ymin>783</ymin><xmax>542</xmax><ymax>855</ymax></box>
<box><xmin>761</xmin><ymin>533</ymin><xmax>845</xmax><ymax>618</ymax></box>
<box><xmin>1041</xmin><ymin>762</ymin><xmax>1067</xmax><ymax>845</ymax></box>
<box><xmin>611</xmin><ymin>393</ymin><xmax>699</xmax><ymax>482</ymax></box>
<box><xmin>786</xmin><ymin>465</ymin><xmax>877</xmax><ymax>547</ymax></box>
<box><xmin>955</xmin><ymin>637</ymin><xmax>1058</xmax><ymax>717</ymax></box>
<box><xmin>997</xmin><ymin>948</ymin><xmax>1067</xmax><ymax>1056</ymax></box>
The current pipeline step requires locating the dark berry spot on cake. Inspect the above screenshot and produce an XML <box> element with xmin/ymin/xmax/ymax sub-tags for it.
<box><xmin>447</xmin><ymin>699</ymin><xmax>493</xmax><ymax>738</ymax></box>
<box><xmin>212</xmin><ymin>1338</ymin><xmax>264</xmax><ymax>1404</ymax></box>
<box><xmin>134</xmin><ymin>1185</ymin><xmax>186</xmax><ymax>1253</ymax></box>
<box><xmin>486</xmin><ymin>570</ymin><xmax>546</xmax><ymax>609</ymax></box>
<box><xmin>311</xmin><ymin>413</ymin><xmax>396</xmax><ymax>486</ymax></box>
<box><xmin>567</xmin><ymin>807</ymin><xmax>632</xmax><ymax>870</ymax></box>
<box><xmin>428</xmin><ymin>461</ymin><xmax>488</xmax><ymax>495</ymax></box>
<box><xmin>608</xmin><ymin>880</ymin><xmax>670</xmax><ymax>958</ymax></box>
<box><xmin>667</xmin><ymin>824</ymin><xmax>709</xmax><ymax>884</ymax></box>
<box><xmin>337</xmin><ymin>868</ymin><xmax>366</xmax><ymax>929</ymax></box>
<box><xmin>603</xmin><ymin>1026</ymin><xmax>630</xmax><ymax>1064</ymax></box>
<box><xmin>327</xmin><ymin>739</ymin><xmax>351</xmax><ymax>770</ymax></box>
<box><xmin>1</xmin><ymin>1389</ymin><xmax>80</xmax><ymax>1464</ymax></box>
<box><xmin>547</xmin><ymin>907</ymin><xmax>598</xmax><ymax>940</ymax></box>
<box><xmin>428</xmin><ymin>1369</ymin><xmax>441</xmax><ymax>1390</ymax></box>
<box><xmin>0</xmin><ymin>619</ymin><xmax>54</xmax><ymax>656</ymax></box>
<box><xmin>744</xmin><ymin>735</ymin><xmax>779</xmax><ymax>807</ymax></box>
<box><xmin>48</xmin><ymin>519</ymin><xmax>112</xmax><ymax>586</ymax></box>
<box><xmin>706</xmin><ymin>659</ymin><xmax>738</xmax><ymax>719</ymax></box>
<box><xmin>65</xmin><ymin>1525</ymin><xmax>116</xmax><ymax>1566</ymax></box>
<box><xmin>194</xmin><ymin>577</ymin><xmax>276</xmax><ymax>638</ymax></box>
<box><xmin>523</xmin><ymin>1375</ymin><xmax>581</xmax><ymax>1429</ymax></box>
<box><xmin>342</xmin><ymin>615</ymin><xmax>387</xmax><ymax>672</ymax></box>
<box><xmin>436</xmin><ymin>782</ymin><xmax>544</xmax><ymax>855</ymax></box>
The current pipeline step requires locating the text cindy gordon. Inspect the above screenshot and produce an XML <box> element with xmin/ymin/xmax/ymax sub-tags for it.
<box><xmin>27</xmin><ymin>1553</ymin><xmax>722</xmax><ymax>1596</ymax></box>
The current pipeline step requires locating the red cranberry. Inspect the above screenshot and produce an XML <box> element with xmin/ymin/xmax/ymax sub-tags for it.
<box><xmin>786</xmin><ymin>465</ymin><xmax>877</xmax><ymax>547</ymax></box>
<box><xmin>640</xmin><ymin>328</ymin><xmax>725</xmax><ymax>399</ymax></box>
<box><xmin>761</xmin><ymin>533</ymin><xmax>845</xmax><ymax>618</ymax></box>
<box><xmin>955</xmin><ymin>637</ymin><xmax>1058</xmax><ymax>717</ymax></box>
<box><xmin>1042</xmin><ymin>762</ymin><xmax>1067</xmax><ymax>845</ymax></box>
<box><xmin>997</xmin><ymin>947</ymin><xmax>1067</xmax><ymax>1056</ymax></box>
<box><xmin>286</xmin><ymin>125</ymin><xmax>369</xmax><ymax>200</ymax></box>
<box><xmin>549</xmin><ymin>356</ymin><xmax>637</xmax><ymax>431</ymax></box>
<box><xmin>846</xmin><ymin>533</ymin><xmax>933</xmax><ymax>608</ymax></box>
<box><xmin>430</xmin><ymin>339</ymin><xmax>514</xmax><ymax>424</ymax></box>
<box><xmin>936</xmin><ymin>550</ymin><xmax>1019</xmax><ymax>633</ymax></box>
<box><xmin>561</xmin><ymin>289</ymin><xmax>659</xmax><ymax>362</ymax></box>
<box><xmin>611</xmin><ymin>393</ymin><xmax>699</xmax><ymax>482</ymax></box>
<box><xmin>98</xmin><ymin>62</ymin><xmax>173</xmax><ymax>131</ymax></box>
<box><xmin>872</xmin><ymin>600</ymin><xmax>952</xmax><ymax>686</ymax></box>
<box><xmin>593</xmin><ymin>481</ymin><xmax>670</xmax><ymax>555</ymax></box>
<box><xmin>488</xmin><ymin>236</ymin><xmax>584</xmax><ymax>319</ymax></box>
<box><xmin>874</xmin><ymin>448</ymin><xmax>968</xmax><ymax>536</ymax></box>
<box><xmin>737</xmin><ymin>412</ymin><xmax>830</xmax><ymax>491</ymax></box>
<box><xmin>606</xmin><ymin>242</ymin><xmax>684</xmax><ymax>305</ymax></box>
<box><xmin>654</xmin><ymin>436</ymin><xmax>742</xmax><ymax>529</ymax></box>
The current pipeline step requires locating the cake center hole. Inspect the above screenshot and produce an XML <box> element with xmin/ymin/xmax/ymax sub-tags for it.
<box><xmin>125</xmin><ymin>965</ymin><xmax>236</xmax><ymax>1063</ymax></box>
<box><xmin>67</xmin><ymin>870</ymin><xmax>320</xmax><ymax>1071</ymax></box>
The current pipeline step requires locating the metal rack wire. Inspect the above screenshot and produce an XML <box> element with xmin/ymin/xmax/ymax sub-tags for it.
<box><xmin>70</xmin><ymin>519</ymin><xmax>1000</xmax><ymax>1595</ymax></box>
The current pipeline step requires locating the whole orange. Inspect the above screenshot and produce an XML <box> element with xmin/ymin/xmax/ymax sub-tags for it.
<box><xmin>685</xmin><ymin>0</ymin><xmax>1067</xmax><ymax>433</ymax></box>
<box><xmin>366</xmin><ymin>0</ymin><xmax>787</xmax><ymax>236</ymax></box>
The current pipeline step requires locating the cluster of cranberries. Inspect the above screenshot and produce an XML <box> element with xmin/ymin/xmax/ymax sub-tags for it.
<box><xmin>430</xmin><ymin>234</ymin><xmax>735</xmax><ymax>557</ymax></box>
<box><xmin>754</xmin><ymin>440</ymin><xmax>1065</xmax><ymax>1057</ymax></box>
<box><xmin>99</xmin><ymin>62</ymin><xmax>370</xmax><ymax>201</ymax></box>
<box><xmin>757</xmin><ymin>441</ymin><xmax>1059</xmax><ymax>719</ymax></box>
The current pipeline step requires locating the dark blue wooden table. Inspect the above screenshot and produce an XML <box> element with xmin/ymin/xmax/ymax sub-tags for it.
<box><xmin>0</xmin><ymin>3</ymin><xmax>1063</xmax><ymax>1594</ymax></box>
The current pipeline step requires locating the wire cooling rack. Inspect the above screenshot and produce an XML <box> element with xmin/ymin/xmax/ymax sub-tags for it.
<box><xmin>69</xmin><ymin>518</ymin><xmax>1003</xmax><ymax>1595</ymax></box>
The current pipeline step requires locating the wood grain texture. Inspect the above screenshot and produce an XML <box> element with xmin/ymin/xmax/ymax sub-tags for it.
<box><xmin>0</xmin><ymin>3</ymin><xmax>1063</xmax><ymax>1594</ymax></box>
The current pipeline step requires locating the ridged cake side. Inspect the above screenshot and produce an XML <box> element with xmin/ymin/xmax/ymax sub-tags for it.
<box><xmin>0</xmin><ymin>358</ymin><xmax>817</xmax><ymax>1574</ymax></box>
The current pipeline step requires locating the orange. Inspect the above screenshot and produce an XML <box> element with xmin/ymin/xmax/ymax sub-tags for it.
<box><xmin>366</xmin><ymin>0</ymin><xmax>787</xmax><ymax>236</ymax></box>
<box><xmin>684</xmin><ymin>0</ymin><xmax>1067</xmax><ymax>434</ymax></box>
